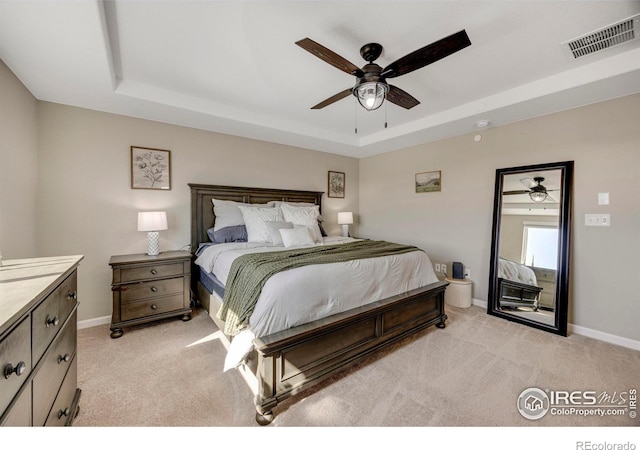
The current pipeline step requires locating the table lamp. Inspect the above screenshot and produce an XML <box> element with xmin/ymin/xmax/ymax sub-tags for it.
<box><xmin>337</xmin><ymin>211</ymin><xmax>353</xmax><ymax>237</ymax></box>
<box><xmin>138</xmin><ymin>211</ymin><xmax>168</xmax><ymax>256</ymax></box>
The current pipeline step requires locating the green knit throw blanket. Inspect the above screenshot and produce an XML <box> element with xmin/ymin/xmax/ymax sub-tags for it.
<box><xmin>217</xmin><ymin>239</ymin><xmax>422</xmax><ymax>336</ymax></box>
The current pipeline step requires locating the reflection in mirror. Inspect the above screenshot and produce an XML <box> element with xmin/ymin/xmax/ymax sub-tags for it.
<box><xmin>488</xmin><ymin>161</ymin><xmax>573</xmax><ymax>336</ymax></box>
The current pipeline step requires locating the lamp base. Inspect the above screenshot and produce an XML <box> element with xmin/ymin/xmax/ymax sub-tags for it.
<box><xmin>147</xmin><ymin>231</ymin><xmax>160</xmax><ymax>256</ymax></box>
<box><xmin>341</xmin><ymin>224</ymin><xmax>350</xmax><ymax>237</ymax></box>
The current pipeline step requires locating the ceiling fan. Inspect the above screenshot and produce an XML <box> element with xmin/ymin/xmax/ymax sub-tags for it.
<box><xmin>295</xmin><ymin>30</ymin><xmax>471</xmax><ymax>112</ymax></box>
<box><xmin>504</xmin><ymin>177</ymin><xmax>558</xmax><ymax>202</ymax></box>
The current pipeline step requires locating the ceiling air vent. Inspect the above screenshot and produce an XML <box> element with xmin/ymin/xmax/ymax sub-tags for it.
<box><xmin>563</xmin><ymin>13</ymin><xmax>639</xmax><ymax>59</ymax></box>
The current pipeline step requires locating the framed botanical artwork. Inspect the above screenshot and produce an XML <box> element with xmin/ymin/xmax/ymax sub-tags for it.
<box><xmin>328</xmin><ymin>171</ymin><xmax>345</xmax><ymax>198</ymax></box>
<box><xmin>131</xmin><ymin>146</ymin><xmax>171</xmax><ymax>190</ymax></box>
<box><xmin>415</xmin><ymin>170</ymin><xmax>441</xmax><ymax>193</ymax></box>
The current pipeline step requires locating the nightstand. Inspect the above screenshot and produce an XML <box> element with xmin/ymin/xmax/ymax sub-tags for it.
<box><xmin>109</xmin><ymin>251</ymin><xmax>192</xmax><ymax>338</ymax></box>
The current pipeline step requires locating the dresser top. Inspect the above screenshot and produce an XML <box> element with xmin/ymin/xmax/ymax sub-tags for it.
<box><xmin>109</xmin><ymin>250</ymin><xmax>191</xmax><ymax>267</ymax></box>
<box><xmin>0</xmin><ymin>255</ymin><xmax>83</xmax><ymax>336</ymax></box>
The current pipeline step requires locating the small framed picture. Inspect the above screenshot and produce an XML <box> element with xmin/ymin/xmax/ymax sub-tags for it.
<box><xmin>131</xmin><ymin>146</ymin><xmax>171</xmax><ymax>190</ymax></box>
<box><xmin>328</xmin><ymin>171</ymin><xmax>345</xmax><ymax>198</ymax></box>
<box><xmin>415</xmin><ymin>170</ymin><xmax>441</xmax><ymax>193</ymax></box>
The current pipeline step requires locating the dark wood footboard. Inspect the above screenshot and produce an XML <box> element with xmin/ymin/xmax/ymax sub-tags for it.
<box><xmin>252</xmin><ymin>280</ymin><xmax>448</xmax><ymax>424</ymax></box>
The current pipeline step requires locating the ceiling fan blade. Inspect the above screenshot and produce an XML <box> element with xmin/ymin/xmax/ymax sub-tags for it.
<box><xmin>503</xmin><ymin>190</ymin><xmax>531</xmax><ymax>195</ymax></box>
<box><xmin>310</xmin><ymin>88</ymin><xmax>352</xmax><ymax>109</ymax></box>
<box><xmin>520</xmin><ymin>178</ymin><xmax>536</xmax><ymax>188</ymax></box>
<box><xmin>386</xmin><ymin>85</ymin><xmax>420</xmax><ymax>109</ymax></box>
<box><xmin>381</xmin><ymin>30</ymin><xmax>471</xmax><ymax>79</ymax></box>
<box><xmin>296</xmin><ymin>38</ymin><xmax>363</xmax><ymax>77</ymax></box>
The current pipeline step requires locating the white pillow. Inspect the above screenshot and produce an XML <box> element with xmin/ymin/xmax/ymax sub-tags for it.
<box><xmin>294</xmin><ymin>224</ymin><xmax>322</xmax><ymax>243</ymax></box>
<box><xmin>264</xmin><ymin>221</ymin><xmax>293</xmax><ymax>246</ymax></box>
<box><xmin>238</xmin><ymin>205</ymin><xmax>284</xmax><ymax>243</ymax></box>
<box><xmin>279</xmin><ymin>227</ymin><xmax>315</xmax><ymax>248</ymax></box>
<box><xmin>279</xmin><ymin>203</ymin><xmax>322</xmax><ymax>242</ymax></box>
<box><xmin>211</xmin><ymin>198</ymin><xmax>244</xmax><ymax>231</ymax></box>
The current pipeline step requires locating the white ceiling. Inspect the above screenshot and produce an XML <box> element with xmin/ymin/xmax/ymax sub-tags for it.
<box><xmin>1</xmin><ymin>1</ymin><xmax>640</xmax><ymax>158</ymax></box>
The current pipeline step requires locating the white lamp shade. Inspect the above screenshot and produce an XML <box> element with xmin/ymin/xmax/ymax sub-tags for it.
<box><xmin>337</xmin><ymin>212</ymin><xmax>354</xmax><ymax>225</ymax></box>
<box><xmin>138</xmin><ymin>211</ymin><xmax>168</xmax><ymax>231</ymax></box>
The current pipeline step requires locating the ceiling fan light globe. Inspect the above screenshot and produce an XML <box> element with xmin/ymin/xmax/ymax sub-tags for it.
<box><xmin>530</xmin><ymin>191</ymin><xmax>548</xmax><ymax>202</ymax></box>
<box><xmin>354</xmin><ymin>81</ymin><xmax>388</xmax><ymax>111</ymax></box>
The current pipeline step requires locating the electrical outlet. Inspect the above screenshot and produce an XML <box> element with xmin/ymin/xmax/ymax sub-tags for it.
<box><xmin>435</xmin><ymin>263</ymin><xmax>441</xmax><ymax>273</ymax></box>
<box><xmin>464</xmin><ymin>268</ymin><xmax>471</xmax><ymax>278</ymax></box>
<box><xmin>441</xmin><ymin>264</ymin><xmax>447</xmax><ymax>275</ymax></box>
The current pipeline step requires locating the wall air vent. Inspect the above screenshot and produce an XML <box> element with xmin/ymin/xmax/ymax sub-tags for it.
<box><xmin>563</xmin><ymin>14</ymin><xmax>639</xmax><ymax>59</ymax></box>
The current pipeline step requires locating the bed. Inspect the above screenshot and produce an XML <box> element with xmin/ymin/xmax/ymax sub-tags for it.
<box><xmin>189</xmin><ymin>183</ymin><xmax>449</xmax><ymax>425</ymax></box>
<box><xmin>497</xmin><ymin>257</ymin><xmax>542</xmax><ymax>310</ymax></box>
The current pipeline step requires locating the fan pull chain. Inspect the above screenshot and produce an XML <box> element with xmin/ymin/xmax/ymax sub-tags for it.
<box><xmin>354</xmin><ymin>98</ymin><xmax>358</xmax><ymax>134</ymax></box>
<box><xmin>384</xmin><ymin>101</ymin><xmax>388</xmax><ymax>129</ymax></box>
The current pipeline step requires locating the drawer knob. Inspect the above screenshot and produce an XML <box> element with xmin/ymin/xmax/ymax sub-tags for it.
<box><xmin>150</xmin><ymin>269</ymin><xmax>158</xmax><ymax>275</ymax></box>
<box><xmin>150</xmin><ymin>286</ymin><xmax>158</xmax><ymax>292</ymax></box>
<box><xmin>46</xmin><ymin>315</ymin><xmax>60</xmax><ymax>327</ymax></box>
<box><xmin>58</xmin><ymin>353</ymin><xmax>71</xmax><ymax>364</ymax></box>
<box><xmin>58</xmin><ymin>407</ymin><xmax>70</xmax><ymax>419</ymax></box>
<box><xmin>67</xmin><ymin>290</ymin><xmax>78</xmax><ymax>300</ymax></box>
<box><xmin>151</xmin><ymin>304</ymin><xmax>158</xmax><ymax>310</ymax></box>
<box><xmin>3</xmin><ymin>361</ymin><xmax>26</xmax><ymax>379</ymax></box>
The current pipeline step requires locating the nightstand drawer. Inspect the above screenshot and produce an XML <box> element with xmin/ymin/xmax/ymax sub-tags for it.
<box><xmin>121</xmin><ymin>294</ymin><xmax>185</xmax><ymax>321</ymax></box>
<box><xmin>0</xmin><ymin>317</ymin><xmax>31</xmax><ymax>414</ymax></box>
<box><xmin>119</xmin><ymin>262</ymin><xmax>184</xmax><ymax>283</ymax></box>
<box><xmin>120</xmin><ymin>277</ymin><xmax>184</xmax><ymax>303</ymax></box>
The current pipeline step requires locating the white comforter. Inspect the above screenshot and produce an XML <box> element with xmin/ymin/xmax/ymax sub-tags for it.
<box><xmin>498</xmin><ymin>257</ymin><xmax>538</xmax><ymax>286</ymax></box>
<box><xmin>195</xmin><ymin>236</ymin><xmax>439</xmax><ymax>370</ymax></box>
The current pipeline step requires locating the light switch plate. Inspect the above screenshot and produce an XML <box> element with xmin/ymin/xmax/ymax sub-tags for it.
<box><xmin>585</xmin><ymin>213</ymin><xmax>611</xmax><ymax>226</ymax></box>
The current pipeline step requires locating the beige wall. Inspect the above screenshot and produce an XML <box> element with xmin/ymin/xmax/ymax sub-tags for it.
<box><xmin>0</xmin><ymin>59</ymin><xmax>38</xmax><ymax>258</ymax></box>
<box><xmin>359</xmin><ymin>93</ymin><xmax>640</xmax><ymax>341</ymax></box>
<box><xmin>34</xmin><ymin>103</ymin><xmax>359</xmax><ymax>321</ymax></box>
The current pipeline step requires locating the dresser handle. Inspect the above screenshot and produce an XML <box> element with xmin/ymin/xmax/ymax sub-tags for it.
<box><xmin>58</xmin><ymin>353</ymin><xmax>71</xmax><ymax>364</ymax></box>
<box><xmin>67</xmin><ymin>290</ymin><xmax>78</xmax><ymax>300</ymax></box>
<box><xmin>4</xmin><ymin>361</ymin><xmax>26</xmax><ymax>379</ymax></box>
<box><xmin>111</xmin><ymin>286</ymin><xmax>128</xmax><ymax>292</ymax></box>
<box><xmin>150</xmin><ymin>286</ymin><xmax>158</xmax><ymax>292</ymax></box>
<box><xmin>58</xmin><ymin>407</ymin><xmax>70</xmax><ymax>419</ymax></box>
<box><xmin>150</xmin><ymin>269</ymin><xmax>158</xmax><ymax>275</ymax></box>
<box><xmin>151</xmin><ymin>304</ymin><xmax>158</xmax><ymax>310</ymax></box>
<box><xmin>46</xmin><ymin>315</ymin><xmax>60</xmax><ymax>327</ymax></box>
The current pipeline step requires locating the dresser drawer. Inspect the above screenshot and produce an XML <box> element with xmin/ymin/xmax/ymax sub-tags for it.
<box><xmin>0</xmin><ymin>317</ymin><xmax>32</xmax><ymax>414</ymax></box>
<box><xmin>0</xmin><ymin>385</ymin><xmax>31</xmax><ymax>426</ymax></box>
<box><xmin>118</xmin><ymin>262</ymin><xmax>184</xmax><ymax>283</ymax></box>
<box><xmin>120</xmin><ymin>277</ymin><xmax>184</xmax><ymax>303</ymax></box>
<box><xmin>32</xmin><ymin>309</ymin><xmax>77</xmax><ymax>427</ymax></box>
<box><xmin>121</xmin><ymin>294</ymin><xmax>185</xmax><ymax>321</ymax></box>
<box><xmin>43</xmin><ymin>356</ymin><xmax>78</xmax><ymax>426</ymax></box>
<box><xmin>32</xmin><ymin>271</ymin><xmax>78</xmax><ymax>363</ymax></box>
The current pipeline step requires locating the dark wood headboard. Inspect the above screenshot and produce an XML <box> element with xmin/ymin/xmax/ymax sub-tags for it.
<box><xmin>189</xmin><ymin>183</ymin><xmax>324</xmax><ymax>253</ymax></box>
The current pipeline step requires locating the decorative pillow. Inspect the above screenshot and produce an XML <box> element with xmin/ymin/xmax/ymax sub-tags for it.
<box><xmin>279</xmin><ymin>227</ymin><xmax>315</xmax><ymax>248</ymax></box>
<box><xmin>207</xmin><ymin>225</ymin><xmax>247</xmax><ymax>243</ymax></box>
<box><xmin>238</xmin><ymin>205</ymin><xmax>284</xmax><ymax>243</ymax></box>
<box><xmin>293</xmin><ymin>224</ymin><xmax>322</xmax><ymax>243</ymax></box>
<box><xmin>279</xmin><ymin>203</ymin><xmax>323</xmax><ymax>242</ymax></box>
<box><xmin>264</xmin><ymin>221</ymin><xmax>294</xmax><ymax>246</ymax></box>
<box><xmin>211</xmin><ymin>198</ymin><xmax>263</xmax><ymax>231</ymax></box>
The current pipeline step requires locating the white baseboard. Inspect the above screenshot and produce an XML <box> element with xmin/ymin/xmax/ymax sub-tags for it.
<box><xmin>78</xmin><ymin>315</ymin><xmax>110</xmax><ymax>330</ymax></box>
<box><xmin>470</xmin><ymin>298</ymin><xmax>639</xmax><ymax>351</ymax></box>
<box><xmin>569</xmin><ymin>323</ymin><xmax>640</xmax><ymax>351</ymax></box>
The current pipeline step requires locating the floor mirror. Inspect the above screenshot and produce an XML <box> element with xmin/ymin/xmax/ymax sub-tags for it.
<box><xmin>487</xmin><ymin>161</ymin><xmax>573</xmax><ymax>335</ymax></box>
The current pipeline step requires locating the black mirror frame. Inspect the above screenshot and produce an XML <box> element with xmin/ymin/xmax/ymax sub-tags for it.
<box><xmin>487</xmin><ymin>160</ymin><xmax>573</xmax><ymax>336</ymax></box>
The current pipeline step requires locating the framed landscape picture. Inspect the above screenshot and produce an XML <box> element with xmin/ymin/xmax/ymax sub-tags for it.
<box><xmin>131</xmin><ymin>146</ymin><xmax>171</xmax><ymax>190</ymax></box>
<box><xmin>328</xmin><ymin>171</ymin><xmax>345</xmax><ymax>198</ymax></box>
<box><xmin>415</xmin><ymin>170</ymin><xmax>441</xmax><ymax>193</ymax></box>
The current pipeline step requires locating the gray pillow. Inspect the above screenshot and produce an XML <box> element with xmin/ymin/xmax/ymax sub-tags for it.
<box><xmin>264</xmin><ymin>221</ymin><xmax>294</xmax><ymax>245</ymax></box>
<box><xmin>207</xmin><ymin>225</ymin><xmax>248</xmax><ymax>243</ymax></box>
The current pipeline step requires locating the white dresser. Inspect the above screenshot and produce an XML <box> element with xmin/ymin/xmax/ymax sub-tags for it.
<box><xmin>0</xmin><ymin>255</ymin><xmax>83</xmax><ymax>426</ymax></box>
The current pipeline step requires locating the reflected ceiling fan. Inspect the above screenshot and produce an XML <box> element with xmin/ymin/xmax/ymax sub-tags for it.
<box><xmin>504</xmin><ymin>177</ymin><xmax>558</xmax><ymax>203</ymax></box>
<box><xmin>295</xmin><ymin>30</ymin><xmax>471</xmax><ymax>112</ymax></box>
